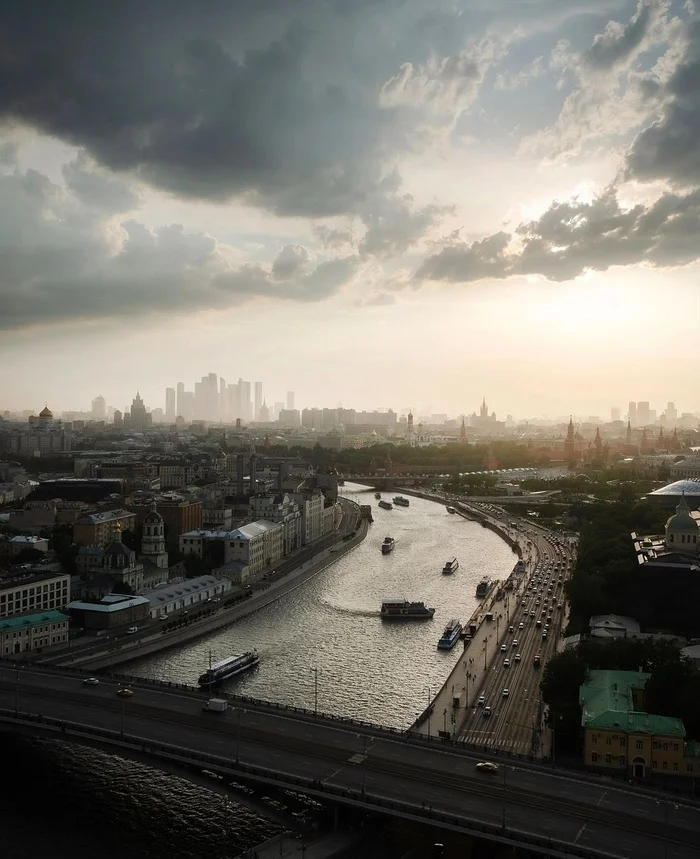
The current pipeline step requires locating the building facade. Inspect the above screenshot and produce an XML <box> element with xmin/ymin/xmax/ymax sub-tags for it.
<box><xmin>0</xmin><ymin>571</ymin><xmax>70</xmax><ymax>620</ymax></box>
<box><xmin>249</xmin><ymin>493</ymin><xmax>302</xmax><ymax>555</ymax></box>
<box><xmin>0</xmin><ymin>610</ymin><xmax>70</xmax><ymax>655</ymax></box>
<box><xmin>292</xmin><ymin>489</ymin><xmax>324</xmax><ymax>545</ymax></box>
<box><xmin>144</xmin><ymin>575</ymin><xmax>231</xmax><ymax>619</ymax></box>
<box><xmin>73</xmin><ymin>509</ymin><xmax>137</xmax><ymax>548</ymax></box>
<box><xmin>580</xmin><ymin>670</ymin><xmax>687</xmax><ymax>779</ymax></box>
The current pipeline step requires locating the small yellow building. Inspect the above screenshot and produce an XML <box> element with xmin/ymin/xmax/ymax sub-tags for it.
<box><xmin>579</xmin><ymin>670</ymin><xmax>687</xmax><ymax>779</ymax></box>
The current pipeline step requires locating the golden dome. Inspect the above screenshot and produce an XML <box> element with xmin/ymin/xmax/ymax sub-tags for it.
<box><xmin>39</xmin><ymin>405</ymin><xmax>53</xmax><ymax>418</ymax></box>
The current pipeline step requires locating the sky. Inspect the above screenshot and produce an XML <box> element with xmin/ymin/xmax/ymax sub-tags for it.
<box><xmin>0</xmin><ymin>0</ymin><xmax>699</xmax><ymax>418</ymax></box>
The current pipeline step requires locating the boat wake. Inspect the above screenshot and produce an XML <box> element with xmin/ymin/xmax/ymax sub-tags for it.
<box><xmin>320</xmin><ymin>599</ymin><xmax>381</xmax><ymax>618</ymax></box>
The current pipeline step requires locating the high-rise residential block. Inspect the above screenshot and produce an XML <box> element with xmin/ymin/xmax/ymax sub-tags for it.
<box><xmin>637</xmin><ymin>401</ymin><xmax>650</xmax><ymax>426</ymax></box>
<box><xmin>91</xmin><ymin>395</ymin><xmax>106</xmax><ymax>419</ymax></box>
<box><xmin>611</xmin><ymin>407</ymin><xmax>621</xmax><ymax>422</ymax></box>
<box><xmin>165</xmin><ymin>387</ymin><xmax>176</xmax><ymax>420</ymax></box>
<box><xmin>254</xmin><ymin>381</ymin><xmax>263</xmax><ymax>420</ymax></box>
<box><xmin>628</xmin><ymin>401</ymin><xmax>637</xmax><ymax>426</ymax></box>
<box><xmin>176</xmin><ymin>382</ymin><xmax>185</xmax><ymax>417</ymax></box>
<box><xmin>286</xmin><ymin>391</ymin><xmax>295</xmax><ymax>411</ymax></box>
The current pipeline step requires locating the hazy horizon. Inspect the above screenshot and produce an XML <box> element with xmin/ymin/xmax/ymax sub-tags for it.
<box><xmin>1</xmin><ymin>1</ymin><xmax>699</xmax><ymax>416</ymax></box>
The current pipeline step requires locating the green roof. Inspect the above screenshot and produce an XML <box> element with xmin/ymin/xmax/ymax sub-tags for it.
<box><xmin>579</xmin><ymin>670</ymin><xmax>686</xmax><ymax>738</ymax></box>
<box><xmin>0</xmin><ymin>611</ymin><xmax>70</xmax><ymax>632</ymax></box>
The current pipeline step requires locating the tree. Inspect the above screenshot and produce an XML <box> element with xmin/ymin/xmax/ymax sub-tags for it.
<box><xmin>540</xmin><ymin>649</ymin><xmax>588</xmax><ymax>754</ymax></box>
<box><xmin>12</xmin><ymin>547</ymin><xmax>46</xmax><ymax>565</ymax></box>
<box><xmin>111</xmin><ymin>580</ymin><xmax>135</xmax><ymax>596</ymax></box>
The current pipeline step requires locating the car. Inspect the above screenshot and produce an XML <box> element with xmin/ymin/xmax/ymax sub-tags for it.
<box><xmin>477</xmin><ymin>694</ymin><xmax>485</xmax><ymax>707</ymax></box>
<box><xmin>508</xmin><ymin>625</ymin><xmax>514</xmax><ymax>633</ymax></box>
<box><xmin>518</xmin><ymin>622</ymin><xmax>524</xmax><ymax>629</ymax></box>
<box><xmin>116</xmin><ymin>687</ymin><xmax>134</xmax><ymax>698</ymax></box>
<box><xmin>512</xmin><ymin>639</ymin><xmax>518</xmax><ymax>648</ymax></box>
<box><xmin>536</xmin><ymin>619</ymin><xmax>542</xmax><ymax>627</ymax></box>
<box><xmin>475</xmin><ymin>761</ymin><xmax>499</xmax><ymax>774</ymax></box>
<box><xmin>535</xmin><ymin>599</ymin><xmax>540</xmax><ymax>605</ymax></box>
<box><xmin>514</xmin><ymin>653</ymin><xmax>521</xmax><ymax>662</ymax></box>
<box><xmin>83</xmin><ymin>677</ymin><xmax>100</xmax><ymax>686</ymax></box>
<box><xmin>542</xmin><ymin>630</ymin><xmax>548</xmax><ymax>639</ymax></box>
<box><xmin>530</xmin><ymin>610</ymin><xmax>536</xmax><ymax>617</ymax></box>
<box><xmin>502</xmin><ymin>688</ymin><xmax>509</xmax><ymax>697</ymax></box>
<box><xmin>483</xmin><ymin>706</ymin><xmax>492</xmax><ymax>718</ymax></box>
<box><xmin>503</xmin><ymin>658</ymin><xmax>510</xmax><ymax>668</ymax></box>
<box><xmin>500</xmin><ymin>643</ymin><xmax>507</xmax><ymax>652</ymax></box>
<box><xmin>127</xmin><ymin>626</ymin><xmax>138</xmax><ymax>634</ymax></box>
<box><xmin>158</xmin><ymin>615</ymin><xmax>167</xmax><ymax>621</ymax></box>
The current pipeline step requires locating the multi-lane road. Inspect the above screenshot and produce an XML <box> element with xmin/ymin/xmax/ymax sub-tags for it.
<box><xmin>1</xmin><ymin>665</ymin><xmax>699</xmax><ymax>859</ymax></box>
<box><xmin>457</xmin><ymin>508</ymin><xmax>575</xmax><ymax>756</ymax></box>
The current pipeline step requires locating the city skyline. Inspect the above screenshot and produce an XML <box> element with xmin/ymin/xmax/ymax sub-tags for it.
<box><xmin>1</xmin><ymin>1</ymin><xmax>699</xmax><ymax>416</ymax></box>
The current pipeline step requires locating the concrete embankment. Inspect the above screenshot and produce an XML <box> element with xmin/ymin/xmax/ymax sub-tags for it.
<box><xmin>71</xmin><ymin>504</ymin><xmax>369</xmax><ymax>671</ymax></box>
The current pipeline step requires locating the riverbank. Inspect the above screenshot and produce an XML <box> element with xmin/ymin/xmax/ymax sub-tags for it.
<box><xmin>67</xmin><ymin>501</ymin><xmax>369</xmax><ymax>671</ymax></box>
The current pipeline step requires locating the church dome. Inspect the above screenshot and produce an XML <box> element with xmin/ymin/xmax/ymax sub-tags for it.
<box><xmin>39</xmin><ymin>406</ymin><xmax>53</xmax><ymax>418</ymax></box>
<box><xmin>143</xmin><ymin>500</ymin><xmax>163</xmax><ymax>524</ymax></box>
<box><xmin>665</xmin><ymin>493</ymin><xmax>699</xmax><ymax>549</ymax></box>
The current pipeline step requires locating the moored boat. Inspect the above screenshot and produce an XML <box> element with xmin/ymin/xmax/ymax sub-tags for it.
<box><xmin>378</xmin><ymin>500</ymin><xmax>393</xmax><ymax>510</ymax></box>
<box><xmin>475</xmin><ymin>576</ymin><xmax>492</xmax><ymax>599</ymax></box>
<box><xmin>437</xmin><ymin>618</ymin><xmax>463</xmax><ymax>650</ymax></box>
<box><xmin>380</xmin><ymin>599</ymin><xmax>435</xmax><ymax>620</ymax></box>
<box><xmin>198</xmin><ymin>651</ymin><xmax>259</xmax><ymax>686</ymax></box>
<box><xmin>392</xmin><ymin>496</ymin><xmax>410</xmax><ymax>507</ymax></box>
<box><xmin>446</xmin><ymin>506</ymin><xmax>457</xmax><ymax>514</ymax></box>
<box><xmin>375</xmin><ymin>492</ymin><xmax>382</xmax><ymax>500</ymax></box>
<box><xmin>442</xmin><ymin>557</ymin><xmax>459</xmax><ymax>575</ymax></box>
<box><xmin>381</xmin><ymin>536</ymin><xmax>396</xmax><ymax>554</ymax></box>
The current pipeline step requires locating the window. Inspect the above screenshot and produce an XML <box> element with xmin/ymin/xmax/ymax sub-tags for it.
<box><xmin>673</xmin><ymin>744</ymin><xmax>679</xmax><ymax>753</ymax></box>
<box><xmin>652</xmin><ymin>741</ymin><xmax>658</xmax><ymax>750</ymax></box>
<box><xmin>663</xmin><ymin>743</ymin><xmax>668</xmax><ymax>752</ymax></box>
<box><xmin>591</xmin><ymin>752</ymin><xmax>598</xmax><ymax>763</ymax></box>
<box><xmin>606</xmin><ymin>737</ymin><xmax>612</xmax><ymax>746</ymax></box>
<box><xmin>673</xmin><ymin>763</ymin><xmax>679</xmax><ymax>772</ymax></box>
<box><xmin>652</xmin><ymin>761</ymin><xmax>658</xmax><ymax>769</ymax></box>
<box><xmin>688</xmin><ymin>765</ymin><xmax>693</xmax><ymax>773</ymax></box>
<box><xmin>662</xmin><ymin>761</ymin><xmax>668</xmax><ymax>771</ymax></box>
<box><xmin>620</xmin><ymin>755</ymin><xmax>626</xmax><ymax>766</ymax></box>
<box><xmin>620</xmin><ymin>737</ymin><xmax>627</xmax><ymax>748</ymax></box>
<box><xmin>635</xmin><ymin>740</ymin><xmax>643</xmax><ymax>751</ymax></box>
<box><xmin>605</xmin><ymin>754</ymin><xmax>611</xmax><ymax>764</ymax></box>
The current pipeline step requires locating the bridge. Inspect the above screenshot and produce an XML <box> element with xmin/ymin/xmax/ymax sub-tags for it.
<box><xmin>1</xmin><ymin>664</ymin><xmax>698</xmax><ymax>859</ymax></box>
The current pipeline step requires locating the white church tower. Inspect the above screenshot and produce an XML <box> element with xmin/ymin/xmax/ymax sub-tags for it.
<box><xmin>141</xmin><ymin>500</ymin><xmax>169</xmax><ymax>569</ymax></box>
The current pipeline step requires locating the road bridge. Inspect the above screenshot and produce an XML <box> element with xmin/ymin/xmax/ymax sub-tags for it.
<box><xmin>0</xmin><ymin>665</ymin><xmax>698</xmax><ymax>859</ymax></box>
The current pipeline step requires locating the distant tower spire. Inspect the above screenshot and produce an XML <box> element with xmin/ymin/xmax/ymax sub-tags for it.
<box><xmin>460</xmin><ymin>416</ymin><xmax>467</xmax><ymax>443</ymax></box>
<box><xmin>626</xmin><ymin>420</ymin><xmax>632</xmax><ymax>445</ymax></box>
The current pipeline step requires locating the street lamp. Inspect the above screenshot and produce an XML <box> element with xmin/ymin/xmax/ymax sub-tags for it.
<box><xmin>426</xmin><ymin>687</ymin><xmax>432</xmax><ymax>738</ymax></box>
<box><xmin>236</xmin><ymin>707</ymin><xmax>243</xmax><ymax>764</ymax></box>
<box><xmin>312</xmin><ymin>666</ymin><xmax>319</xmax><ymax>716</ymax></box>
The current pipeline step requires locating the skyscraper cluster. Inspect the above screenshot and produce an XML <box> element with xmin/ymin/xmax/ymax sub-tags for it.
<box><xmin>170</xmin><ymin>374</ymin><xmax>293</xmax><ymax>424</ymax></box>
<box><xmin>624</xmin><ymin>400</ymin><xmax>678</xmax><ymax>427</ymax></box>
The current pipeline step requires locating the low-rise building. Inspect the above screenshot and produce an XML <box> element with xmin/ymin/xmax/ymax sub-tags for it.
<box><xmin>74</xmin><ymin>508</ymin><xmax>137</xmax><ymax>547</ymax></box>
<box><xmin>0</xmin><ymin>610</ymin><xmax>70</xmax><ymax>655</ymax></box>
<box><xmin>580</xmin><ymin>670</ymin><xmax>687</xmax><ymax>779</ymax></box>
<box><xmin>0</xmin><ymin>570</ymin><xmax>70</xmax><ymax>619</ymax></box>
<box><xmin>66</xmin><ymin>594</ymin><xmax>151</xmax><ymax>630</ymax></box>
<box><xmin>143</xmin><ymin>575</ymin><xmax>231</xmax><ymax>619</ymax></box>
<box><xmin>249</xmin><ymin>493</ymin><xmax>302</xmax><ymax>555</ymax></box>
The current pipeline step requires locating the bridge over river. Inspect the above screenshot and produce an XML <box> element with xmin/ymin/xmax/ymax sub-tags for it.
<box><xmin>1</xmin><ymin>664</ymin><xmax>698</xmax><ymax>859</ymax></box>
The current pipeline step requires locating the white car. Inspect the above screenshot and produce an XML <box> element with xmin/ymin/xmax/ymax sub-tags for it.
<box><xmin>83</xmin><ymin>677</ymin><xmax>100</xmax><ymax>686</ymax></box>
<box><xmin>502</xmin><ymin>688</ymin><xmax>509</xmax><ymax>697</ymax></box>
<box><xmin>503</xmin><ymin>658</ymin><xmax>510</xmax><ymax>668</ymax></box>
<box><xmin>477</xmin><ymin>694</ymin><xmax>485</xmax><ymax>707</ymax></box>
<box><xmin>500</xmin><ymin>643</ymin><xmax>507</xmax><ymax>652</ymax></box>
<box><xmin>127</xmin><ymin>626</ymin><xmax>139</xmax><ymax>634</ymax></box>
<box><xmin>518</xmin><ymin>622</ymin><xmax>524</xmax><ymax>629</ymax></box>
<box><xmin>475</xmin><ymin>761</ymin><xmax>499</xmax><ymax>774</ymax></box>
<box><xmin>514</xmin><ymin>653</ymin><xmax>521</xmax><ymax>662</ymax></box>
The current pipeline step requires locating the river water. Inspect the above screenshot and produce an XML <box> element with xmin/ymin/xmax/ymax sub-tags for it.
<box><xmin>2</xmin><ymin>485</ymin><xmax>516</xmax><ymax>858</ymax></box>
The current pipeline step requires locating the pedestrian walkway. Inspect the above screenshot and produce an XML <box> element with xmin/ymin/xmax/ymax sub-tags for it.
<box><xmin>235</xmin><ymin>830</ymin><xmax>360</xmax><ymax>859</ymax></box>
<box><xmin>413</xmin><ymin>528</ymin><xmax>535</xmax><ymax>739</ymax></box>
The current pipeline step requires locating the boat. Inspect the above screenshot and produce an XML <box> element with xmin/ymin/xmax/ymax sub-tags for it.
<box><xmin>513</xmin><ymin>559</ymin><xmax>527</xmax><ymax>575</ymax></box>
<box><xmin>374</xmin><ymin>492</ymin><xmax>382</xmax><ymax>500</ymax></box>
<box><xmin>392</xmin><ymin>496</ymin><xmax>410</xmax><ymax>507</ymax></box>
<box><xmin>446</xmin><ymin>506</ymin><xmax>456</xmax><ymax>514</ymax></box>
<box><xmin>381</xmin><ymin>536</ymin><xmax>396</xmax><ymax>554</ymax></box>
<box><xmin>380</xmin><ymin>599</ymin><xmax>435</xmax><ymax>620</ymax></box>
<box><xmin>198</xmin><ymin>651</ymin><xmax>260</xmax><ymax>686</ymax></box>
<box><xmin>378</xmin><ymin>500</ymin><xmax>393</xmax><ymax>510</ymax></box>
<box><xmin>437</xmin><ymin>618</ymin><xmax>463</xmax><ymax>650</ymax></box>
<box><xmin>442</xmin><ymin>557</ymin><xmax>459</xmax><ymax>575</ymax></box>
<box><xmin>475</xmin><ymin>576</ymin><xmax>492</xmax><ymax>599</ymax></box>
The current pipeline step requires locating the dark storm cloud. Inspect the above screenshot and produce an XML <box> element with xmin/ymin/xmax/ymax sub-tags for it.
<box><xmin>417</xmin><ymin>187</ymin><xmax>700</xmax><ymax>283</ymax></box>
<box><xmin>584</xmin><ymin>0</ymin><xmax>656</xmax><ymax>69</ymax></box>
<box><xmin>0</xmin><ymin>0</ymin><xmax>466</xmax><ymax>218</ymax></box>
<box><xmin>625</xmin><ymin>16</ymin><xmax>700</xmax><ymax>186</ymax></box>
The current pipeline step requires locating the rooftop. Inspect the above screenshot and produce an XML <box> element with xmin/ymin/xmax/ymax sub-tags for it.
<box><xmin>648</xmin><ymin>479</ymin><xmax>700</xmax><ymax>499</ymax></box>
<box><xmin>67</xmin><ymin>595</ymin><xmax>150</xmax><ymax>613</ymax></box>
<box><xmin>0</xmin><ymin>569</ymin><xmax>68</xmax><ymax>589</ymax></box>
<box><xmin>579</xmin><ymin>670</ymin><xmax>686</xmax><ymax>738</ymax></box>
<box><xmin>143</xmin><ymin>575</ymin><xmax>224</xmax><ymax>606</ymax></box>
<box><xmin>75</xmin><ymin>508</ymin><xmax>135</xmax><ymax>525</ymax></box>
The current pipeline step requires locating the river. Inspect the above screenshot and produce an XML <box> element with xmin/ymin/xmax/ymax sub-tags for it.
<box><xmin>1</xmin><ymin>485</ymin><xmax>516</xmax><ymax>858</ymax></box>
